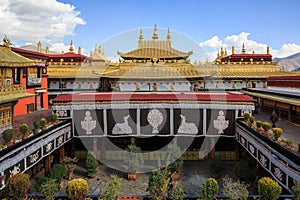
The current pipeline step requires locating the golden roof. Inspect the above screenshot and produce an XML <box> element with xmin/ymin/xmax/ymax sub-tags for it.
<box><xmin>118</xmin><ymin>47</ymin><xmax>192</xmax><ymax>59</ymax></box>
<box><xmin>0</xmin><ymin>86</ymin><xmax>35</xmax><ymax>103</ymax></box>
<box><xmin>0</xmin><ymin>45</ymin><xmax>35</xmax><ymax>67</ymax></box>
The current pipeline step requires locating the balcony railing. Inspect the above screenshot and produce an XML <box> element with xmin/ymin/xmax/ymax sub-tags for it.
<box><xmin>27</xmin><ymin>77</ymin><xmax>42</xmax><ymax>86</ymax></box>
<box><xmin>0</xmin><ymin>85</ymin><xmax>26</xmax><ymax>94</ymax></box>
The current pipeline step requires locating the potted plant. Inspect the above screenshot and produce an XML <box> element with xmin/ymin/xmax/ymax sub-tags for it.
<box><xmin>19</xmin><ymin>123</ymin><xmax>29</xmax><ymax>139</ymax></box>
<box><xmin>166</xmin><ymin>142</ymin><xmax>183</xmax><ymax>181</ymax></box>
<box><xmin>125</xmin><ymin>144</ymin><xmax>144</xmax><ymax>180</ymax></box>
<box><xmin>33</xmin><ymin>119</ymin><xmax>40</xmax><ymax>134</ymax></box>
<box><xmin>40</xmin><ymin>117</ymin><xmax>48</xmax><ymax>130</ymax></box>
<box><xmin>258</xmin><ymin>177</ymin><xmax>282</xmax><ymax>200</ymax></box>
<box><xmin>202</xmin><ymin>178</ymin><xmax>219</xmax><ymax>200</ymax></box>
<box><xmin>62</xmin><ymin>156</ymin><xmax>78</xmax><ymax>180</ymax></box>
<box><xmin>50</xmin><ymin>113</ymin><xmax>58</xmax><ymax>125</ymax></box>
<box><xmin>248</xmin><ymin>116</ymin><xmax>254</xmax><ymax>126</ymax></box>
<box><xmin>99</xmin><ymin>175</ymin><xmax>121</xmax><ymax>200</ymax></box>
<box><xmin>256</xmin><ymin>120</ymin><xmax>263</xmax><ymax>132</ymax></box>
<box><xmin>14</xmin><ymin>135</ymin><xmax>22</xmax><ymax>144</ymax></box>
<box><xmin>40</xmin><ymin>178</ymin><xmax>60</xmax><ymax>200</ymax></box>
<box><xmin>221</xmin><ymin>175</ymin><xmax>249</xmax><ymax>200</ymax></box>
<box><xmin>243</xmin><ymin>113</ymin><xmax>250</xmax><ymax>122</ymax></box>
<box><xmin>34</xmin><ymin>176</ymin><xmax>50</xmax><ymax>193</ymax></box>
<box><xmin>272</xmin><ymin>127</ymin><xmax>282</xmax><ymax>141</ymax></box>
<box><xmin>48</xmin><ymin>164</ymin><xmax>67</xmax><ymax>187</ymax></box>
<box><xmin>2</xmin><ymin>129</ymin><xmax>13</xmax><ymax>146</ymax></box>
<box><xmin>85</xmin><ymin>151</ymin><xmax>98</xmax><ymax>178</ymax></box>
<box><xmin>168</xmin><ymin>181</ymin><xmax>185</xmax><ymax>200</ymax></box>
<box><xmin>262</xmin><ymin>122</ymin><xmax>271</xmax><ymax>133</ymax></box>
<box><xmin>6</xmin><ymin>173</ymin><xmax>30</xmax><ymax>200</ymax></box>
<box><xmin>66</xmin><ymin>178</ymin><xmax>88</xmax><ymax>200</ymax></box>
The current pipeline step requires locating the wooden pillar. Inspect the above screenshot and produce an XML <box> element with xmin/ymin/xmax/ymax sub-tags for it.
<box><xmin>70</xmin><ymin>139</ymin><xmax>75</xmax><ymax>158</ymax></box>
<box><xmin>59</xmin><ymin>146</ymin><xmax>65</xmax><ymax>163</ymax></box>
<box><xmin>44</xmin><ymin>156</ymin><xmax>51</xmax><ymax>175</ymax></box>
<box><xmin>93</xmin><ymin>138</ymin><xmax>99</xmax><ymax>162</ymax></box>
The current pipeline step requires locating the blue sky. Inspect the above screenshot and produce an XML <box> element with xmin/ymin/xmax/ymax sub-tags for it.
<box><xmin>1</xmin><ymin>0</ymin><xmax>300</xmax><ymax>60</ymax></box>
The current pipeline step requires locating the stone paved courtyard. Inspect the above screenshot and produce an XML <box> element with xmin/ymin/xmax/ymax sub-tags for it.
<box><xmin>30</xmin><ymin>160</ymin><xmax>237</xmax><ymax>196</ymax></box>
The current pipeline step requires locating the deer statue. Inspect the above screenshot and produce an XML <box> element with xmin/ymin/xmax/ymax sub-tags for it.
<box><xmin>112</xmin><ymin>115</ymin><xmax>132</xmax><ymax>134</ymax></box>
<box><xmin>177</xmin><ymin>114</ymin><xmax>198</xmax><ymax>134</ymax></box>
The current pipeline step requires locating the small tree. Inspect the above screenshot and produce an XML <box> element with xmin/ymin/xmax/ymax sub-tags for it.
<box><xmin>34</xmin><ymin>176</ymin><xmax>50</xmax><ymax>193</ymax></box>
<box><xmin>2</xmin><ymin>129</ymin><xmax>13</xmax><ymax>143</ymax></box>
<box><xmin>262</xmin><ymin>122</ymin><xmax>271</xmax><ymax>132</ymax></box>
<box><xmin>19</xmin><ymin>123</ymin><xmax>28</xmax><ymax>136</ymax></box>
<box><xmin>166</xmin><ymin>142</ymin><xmax>184</xmax><ymax>175</ymax></box>
<box><xmin>6</xmin><ymin>173</ymin><xmax>30</xmax><ymax>200</ymax></box>
<box><xmin>168</xmin><ymin>181</ymin><xmax>185</xmax><ymax>200</ymax></box>
<box><xmin>243</xmin><ymin>113</ymin><xmax>250</xmax><ymax>122</ymax></box>
<box><xmin>99</xmin><ymin>175</ymin><xmax>121</xmax><ymax>200</ymax></box>
<box><xmin>66</xmin><ymin>178</ymin><xmax>88</xmax><ymax>200</ymax></box>
<box><xmin>125</xmin><ymin>144</ymin><xmax>144</xmax><ymax>173</ymax></box>
<box><xmin>33</xmin><ymin>119</ymin><xmax>40</xmax><ymax>134</ymax></box>
<box><xmin>147</xmin><ymin>169</ymin><xmax>170</xmax><ymax>200</ymax></box>
<box><xmin>249</xmin><ymin>116</ymin><xmax>254</xmax><ymax>124</ymax></box>
<box><xmin>221</xmin><ymin>175</ymin><xmax>249</xmax><ymax>200</ymax></box>
<box><xmin>50</xmin><ymin>113</ymin><xmax>58</xmax><ymax>124</ymax></box>
<box><xmin>40</xmin><ymin>178</ymin><xmax>60</xmax><ymax>200</ymax></box>
<box><xmin>202</xmin><ymin>178</ymin><xmax>219</xmax><ymax>200</ymax></box>
<box><xmin>48</xmin><ymin>164</ymin><xmax>67</xmax><ymax>182</ymax></box>
<box><xmin>258</xmin><ymin>177</ymin><xmax>282</xmax><ymax>200</ymax></box>
<box><xmin>272</xmin><ymin>127</ymin><xmax>282</xmax><ymax>141</ymax></box>
<box><xmin>256</xmin><ymin>120</ymin><xmax>262</xmax><ymax>129</ymax></box>
<box><xmin>86</xmin><ymin>151</ymin><xmax>98</xmax><ymax>178</ymax></box>
<box><xmin>234</xmin><ymin>162</ymin><xmax>254</xmax><ymax>182</ymax></box>
<box><xmin>210</xmin><ymin>152</ymin><xmax>223</xmax><ymax>177</ymax></box>
<box><xmin>40</xmin><ymin>117</ymin><xmax>47</xmax><ymax>129</ymax></box>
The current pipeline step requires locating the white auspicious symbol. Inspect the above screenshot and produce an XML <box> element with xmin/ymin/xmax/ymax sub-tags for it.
<box><xmin>147</xmin><ymin>109</ymin><xmax>163</xmax><ymax>134</ymax></box>
<box><xmin>81</xmin><ymin>111</ymin><xmax>96</xmax><ymax>134</ymax></box>
<box><xmin>45</xmin><ymin>142</ymin><xmax>53</xmax><ymax>152</ymax></box>
<box><xmin>30</xmin><ymin>151</ymin><xmax>40</xmax><ymax>163</ymax></box>
<box><xmin>241</xmin><ymin>137</ymin><xmax>246</xmax><ymax>145</ymax></box>
<box><xmin>57</xmin><ymin>110</ymin><xmax>67</xmax><ymax>117</ymax></box>
<box><xmin>214</xmin><ymin>111</ymin><xmax>229</xmax><ymax>134</ymax></box>
<box><xmin>67</xmin><ymin>131</ymin><xmax>71</xmax><ymax>139</ymax></box>
<box><xmin>112</xmin><ymin>115</ymin><xmax>132</xmax><ymax>135</ymax></box>
<box><xmin>57</xmin><ymin>136</ymin><xmax>63</xmax><ymax>146</ymax></box>
<box><xmin>274</xmin><ymin>167</ymin><xmax>283</xmax><ymax>181</ymax></box>
<box><xmin>178</xmin><ymin>115</ymin><xmax>198</xmax><ymax>134</ymax></box>
<box><xmin>9</xmin><ymin>164</ymin><xmax>20</xmax><ymax>177</ymax></box>
<box><xmin>260</xmin><ymin>154</ymin><xmax>267</xmax><ymax>168</ymax></box>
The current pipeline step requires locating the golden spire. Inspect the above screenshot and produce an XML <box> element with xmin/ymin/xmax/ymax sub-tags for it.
<box><xmin>267</xmin><ymin>46</ymin><xmax>270</xmax><ymax>54</ymax></box>
<box><xmin>69</xmin><ymin>40</ymin><xmax>74</xmax><ymax>52</ymax></box>
<box><xmin>3</xmin><ymin>35</ymin><xmax>11</xmax><ymax>48</ymax></box>
<box><xmin>232</xmin><ymin>46</ymin><xmax>235</xmax><ymax>54</ymax></box>
<box><xmin>37</xmin><ymin>41</ymin><xmax>42</xmax><ymax>52</ymax></box>
<box><xmin>167</xmin><ymin>28</ymin><xmax>171</xmax><ymax>40</ymax></box>
<box><xmin>241</xmin><ymin>43</ymin><xmax>246</xmax><ymax>54</ymax></box>
<box><xmin>252</xmin><ymin>50</ymin><xmax>255</xmax><ymax>54</ymax></box>
<box><xmin>217</xmin><ymin>50</ymin><xmax>220</xmax><ymax>57</ymax></box>
<box><xmin>152</xmin><ymin>24</ymin><xmax>158</xmax><ymax>40</ymax></box>
<box><xmin>45</xmin><ymin>46</ymin><xmax>49</xmax><ymax>54</ymax></box>
<box><xmin>220</xmin><ymin>47</ymin><xmax>224</xmax><ymax>56</ymax></box>
<box><xmin>78</xmin><ymin>46</ymin><xmax>81</xmax><ymax>54</ymax></box>
<box><xmin>139</xmin><ymin>29</ymin><xmax>143</xmax><ymax>40</ymax></box>
<box><xmin>224</xmin><ymin>48</ymin><xmax>227</xmax><ymax>56</ymax></box>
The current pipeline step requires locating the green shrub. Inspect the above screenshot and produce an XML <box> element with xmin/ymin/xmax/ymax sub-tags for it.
<box><xmin>221</xmin><ymin>175</ymin><xmax>249</xmax><ymax>200</ymax></box>
<box><xmin>256</xmin><ymin>120</ymin><xmax>262</xmax><ymax>128</ymax></box>
<box><xmin>147</xmin><ymin>169</ymin><xmax>169</xmax><ymax>200</ymax></box>
<box><xmin>2</xmin><ymin>129</ymin><xmax>13</xmax><ymax>143</ymax></box>
<box><xmin>40</xmin><ymin>117</ymin><xmax>47</xmax><ymax>127</ymax></box>
<box><xmin>99</xmin><ymin>175</ymin><xmax>121</xmax><ymax>200</ymax></box>
<box><xmin>50</xmin><ymin>113</ymin><xmax>58</xmax><ymax>123</ymax></box>
<box><xmin>168</xmin><ymin>181</ymin><xmax>185</xmax><ymax>200</ymax></box>
<box><xmin>19</xmin><ymin>123</ymin><xmax>28</xmax><ymax>136</ymax></box>
<box><xmin>166</xmin><ymin>143</ymin><xmax>183</xmax><ymax>174</ymax></box>
<box><xmin>66</xmin><ymin>178</ymin><xmax>88</xmax><ymax>200</ymax></box>
<box><xmin>48</xmin><ymin>164</ymin><xmax>67</xmax><ymax>182</ymax></box>
<box><xmin>243</xmin><ymin>113</ymin><xmax>250</xmax><ymax>121</ymax></box>
<box><xmin>202</xmin><ymin>178</ymin><xmax>219</xmax><ymax>200</ymax></box>
<box><xmin>292</xmin><ymin>181</ymin><xmax>300</xmax><ymax>200</ymax></box>
<box><xmin>262</xmin><ymin>122</ymin><xmax>271</xmax><ymax>132</ymax></box>
<box><xmin>258</xmin><ymin>177</ymin><xmax>282</xmax><ymax>200</ymax></box>
<box><xmin>86</xmin><ymin>152</ymin><xmax>98</xmax><ymax>178</ymax></box>
<box><xmin>234</xmin><ymin>162</ymin><xmax>254</xmax><ymax>181</ymax></box>
<box><xmin>210</xmin><ymin>152</ymin><xmax>223</xmax><ymax>177</ymax></box>
<box><xmin>6</xmin><ymin>173</ymin><xmax>30</xmax><ymax>200</ymax></box>
<box><xmin>34</xmin><ymin>176</ymin><xmax>50</xmax><ymax>192</ymax></box>
<box><xmin>40</xmin><ymin>178</ymin><xmax>60</xmax><ymax>200</ymax></box>
<box><xmin>125</xmin><ymin>144</ymin><xmax>144</xmax><ymax>172</ymax></box>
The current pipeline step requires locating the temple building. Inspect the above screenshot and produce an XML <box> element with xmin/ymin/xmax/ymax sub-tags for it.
<box><xmin>0</xmin><ymin>36</ymin><xmax>36</xmax><ymax>133</ymax></box>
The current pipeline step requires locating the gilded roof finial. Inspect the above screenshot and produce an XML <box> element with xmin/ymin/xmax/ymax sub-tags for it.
<box><xmin>3</xmin><ymin>35</ymin><xmax>11</xmax><ymax>48</ymax></box>
<box><xmin>224</xmin><ymin>48</ymin><xmax>227</xmax><ymax>56</ymax></box>
<box><xmin>267</xmin><ymin>46</ymin><xmax>270</xmax><ymax>54</ymax></box>
<box><xmin>37</xmin><ymin>41</ymin><xmax>42</xmax><ymax>52</ymax></box>
<box><xmin>139</xmin><ymin>29</ymin><xmax>143</xmax><ymax>40</ymax></box>
<box><xmin>45</xmin><ymin>46</ymin><xmax>49</xmax><ymax>54</ymax></box>
<box><xmin>167</xmin><ymin>28</ymin><xmax>171</xmax><ymax>40</ymax></box>
<box><xmin>217</xmin><ymin>50</ymin><xmax>220</xmax><ymax>57</ymax></box>
<box><xmin>69</xmin><ymin>40</ymin><xmax>74</xmax><ymax>52</ymax></box>
<box><xmin>78</xmin><ymin>46</ymin><xmax>81</xmax><ymax>55</ymax></box>
<box><xmin>252</xmin><ymin>50</ymin><xmax>255</xmax><ymax>54</ymax></box>
<box><xmin>241</xmin><ymin>43</ymin><xmax>246</xmax><ymax>54</ymax></box>
<box><xmin>220</xmin><ymin>46</ymin><xmax>224</xmax><ymax>56</ymax></box>
<box><xmin>152</xmin><ymin>24</ymin><xmax>158</xmax><ymax>40</ymax></box>
<box><xmin>232</xmin><ymin>46</ymin><xmax>235</xmax><ymax>55</ymax></box>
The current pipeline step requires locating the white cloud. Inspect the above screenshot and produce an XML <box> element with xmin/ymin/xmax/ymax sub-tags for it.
<box><xmin>199</xmin><ymin>32</ymin><xmax>300</xmax><ymax>60</ymax></box>
<box><xmin>0</xmin><ymin>0</ymin><xmax>85</xmax><ymax>45</ymax></box>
